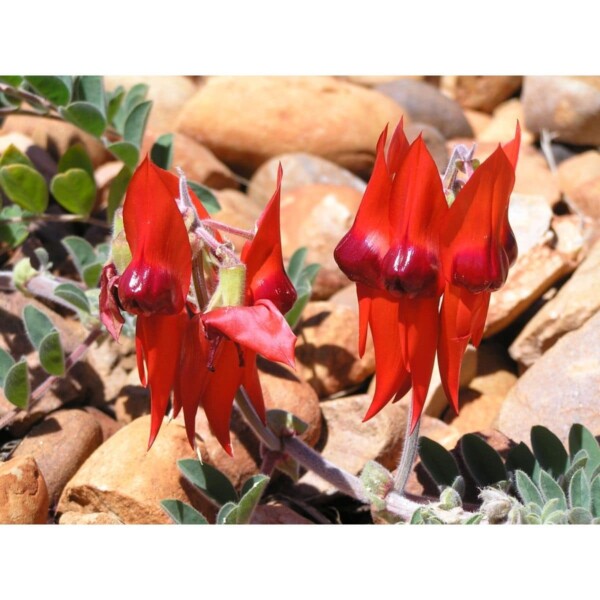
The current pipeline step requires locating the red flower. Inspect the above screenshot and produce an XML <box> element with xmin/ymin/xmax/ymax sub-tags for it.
<box><xmin>438</xmin><ymin>124</ymin><xmax>521</xmax><ymax>412</ymax></box>
<box><xmin>334</xmin><ymin>120</ymin><xmax>447</xmax><ymax>430</ymax></box>
<box><xmin>175</xmin><ymin>167</ymin><xmax>297</xmax><ymax>454</ymax></box>
<box><xmin>100</xmin><ymin>159</ymin><xmax>297</xmax><ymax>453</ymax></box>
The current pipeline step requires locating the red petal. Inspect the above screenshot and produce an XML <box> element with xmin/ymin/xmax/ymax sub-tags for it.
<box><xmin>386</xmin><ymin>117</ymin><xmax>411</xmax><ymax>175</ymax></box>
<box><xmin>200</xmin><ymin>341</ymin><xmax>245</xmax><ymax>456</ymax></box>
<box><xmin>202</xmin><ymin>299</ymin><xmax>296</xmax><ymax>367</ymax></box>
<box><xmin>136</xmin><ymin>311</ymin><xmax>189</xmax><ymax>448</ymax></box>
<box><xmin>382</xmin><ymin>135</ymin><xmax>446</xmax><ymax>298</ymax></box>
<box><xmin>356</xmin><ymin>283</ymin><xmax>372</xmax><ymax>358</ymax></box>
<box><xmin>334</xmin><ymin>127</ymin><xmax>394</xmax><ymax>288</ymax></box>
<box><xmin>363</xmin><ymin>290</ymin><xmax>410</xmax><ymax>421</ymax></box>
<box><xmin>119</xmin><ymin>156</ymin><xmax>191</xmax><ymax>315</ymax></box>
<box><xmin>402</xmin><ymin>296</ymin><xmax>440</xmax><ymax>431</ymax></box>
<box><xmin>241</xmin><ymin>164</ymin><xmax>297</xmax><ymax>315</ymax></box>
<box><xmin>437</xmin><ymin>284</ymin><xmax>486</xmax><ymax>414</ymax></box>
<box><xmin>173</xmin><ymin>315</ymin><xmax>211</xmax><ymax>447</ymax></box>
<box><xmin>441</xmin><ymin>144</ymin><xmax>517</xmax><ymax>293</ymax></box>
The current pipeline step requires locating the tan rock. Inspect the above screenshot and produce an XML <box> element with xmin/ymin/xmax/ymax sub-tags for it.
<box><xmin>251</xmin><ymin>502</ymin><xmax>313</xmax><ymax>524</ymax></box>
<box><xmin>59</xmin><ymin>511</ymin><xmax>122</xmax><ymax>524</ymax></box>
<box><xmin>141</xmin><ymin>131</ymin><xmax>238</xmax><ymax>190</ymax></box>
<box><xmin>113</xmin><ymin>385</ymin><xmax>150</xmax><ymax>425</ymax></box>
<box><xmin>247</xmin><ymin>153</ymin><xmax>366</xmax><ymax>207</ymax></box>
<box><xmin>497</xmin><ymin>310</ymin><xmax>600</xmax><ymax>445</ymax></box>
<box><xmin>260</xmin><ymin>361</ymin><xmax>322</xmax><ymax>448</ymax></box>
<box><xmin>508</xmin><ymin>193</ymin><xmax>554</xmax><ymax>256</ymax></box>
<box><xmin>571</xmin><ymin>178</ymin><xmax>600</xmax><ymax>220</ymax></box>
<box><xmin>298</xmin><ymin>394</ymin><xmax>407</xmax><ymax>494</ymax></box>
<box><xmin>446</xmin><ymin>344</ymin><xmax>517</xmax><ymax>435</ymax></box>
<box><xmin>375</xmin><ymin>78</ymin><xmax>473</xmax><ymax>139</ymax></box>
<box><xmin>510</xmin><ymin>238</ymin><xmax>600</xmax><ymax>368</ymax></box>
<box><xmin>557</xmin><ymin>150</ymin><xmax>600</xmax><ymax>199</ymax></box>
<box><xmin>0</xmin><ymin>456</ymin><xmax>49</xmax><ymax>524</ymax></box>
<box><xmin>12</xmin><ymin>409</ymin><xmax>103</xmax><ymax>505</ymax></box>
<box><xmin>478</xmin><ymin>99</ymin><xmax>535</xmax><ymax>145</ymax></box>
<box><xmin>0</xmin><ymin>114</ymin><xmax>110</xmax><ymax>167</ymax></box>
<box><xmin>213</xmin><ymin>189</ymin><xmax>263</xmax><ymax>253</ymax></box>
<box><xmin>484</xmin><ymin>215</ymin><xmax>584</xmax><ymax>338</ymax></box>
<box><xmin>83</xmin><ymin>406</ymin><xmax>122</xmax><ymax>442</ymax></box>
<box><xmin>441</xmin><ymin>76</ymin><xmax>522</xmax><ymax>113</ymax></box>
<box><xmin>340</xmin><ymin>76</ymin><xmax>424</xmax><ymax>87</ymax></box>
<box><xmin>329</xmin><ymin>284</ymin><xmax>359</xmax><ymax>312</ymax></box>
<box><xmin>295</xmin><ymin>301</ymin><xmax>375</xmax><ymax>398</ymax></box>
<box><xmin>463</xmin><ymin>109</ymin><xmax>492</xmax><ymax>139</ymax></box>
<box><xmin>419</xmin><ymin>416</ymin><xmax>462</xmax><ymax>451</ymax></box>
<box><xmin>175</xmin><ymin>76</ymin><xmax>406</xmax><ymax>177</ymax></box>
<box><xmin>522</xmin><ymin>76</ymin><xmax>600</xmax><ymax>146</ymax></box>
<box><xmin>280</xmin><ymin>184</ymin><xmax>363</xmax><ymax>298</ymax></box>
<box><xmin>105</xmin><ymin>75</ymin><xmax>197</xmax><ymax>134</ymax></box>
<box><xmin>57</xmin><ymin>415</ymin><xmax>216</xmax><ymax>524</ymax></box>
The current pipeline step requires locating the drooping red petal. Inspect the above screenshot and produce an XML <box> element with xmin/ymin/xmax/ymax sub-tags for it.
<box><xmin>202</xmin><ymin>299</ymin><xmax>296</xmax><ymax>367</ymax></box>
<box><xmin>382</xmin><ymin>135</ymin><xmax>446</xmax><ymax>299</ymax></box>
<box><xmin>356</xmin><ymin>283</ymin><xmax>373</xmax><ymax>358</ymax></box>
<box><xmin>401</xmin><ymin>296</ymin><xmax>440</xmax><ymax>431</ymax></box>
<box><xmin>437</xmin><ymin>283</ymin><xmax>487</xmax><ymax>414</ymax></box>
<box><xmin>200</xmin><ymin>341</ymin><xmax>245</xmax><ymax>456</ymax></box>
<box><xmin>173</xmin><ymin>315</ymin><xmax>211</xmax><ymax>447</ymax></box>
<box><xmin>119</xmin><ymin>156</ymin><xmax>192</xmax><ymax>316</ymax></box>
<box><xmin>363</xmin><ymin>289</ymin><xmax>411</xmax><ymax>422</ymax></box>
<box><xmin>441</xmin><ymin>141</ymin><xmax>518</xmax><ymax>294</ymax></box>
<box><xmin>136</xmin><ymin>311</ymin><xmax>189</xmax><ymax>448</ymax></box>
<box><xmin>99</xmin><ymin>263</ymin><xmax>124</xmax><ymax>341</ymax></box>
<box><xmin>241</xmin><ymin>164</ymin><xmax>297</xmax><ymax>315</ymax></box>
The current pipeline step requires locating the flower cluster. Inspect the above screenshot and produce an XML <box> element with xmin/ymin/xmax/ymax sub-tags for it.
<box><xmin>100</xmin><ymin>157</ymin><xmax>297</xmax><ymax>455</ymax></box>
<box><xmin>334</xmin><ymin>120</ymin><xmax>520</xmax><ymax>430</ymax></box>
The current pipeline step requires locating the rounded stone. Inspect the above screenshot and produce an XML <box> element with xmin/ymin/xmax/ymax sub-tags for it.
<box><xmin>175</xmin><ymin>76</ymin><xmax>407</xmax><ymax>177</ymax></box>
<box><xmin>375</xmin><ymin>78</ymin><xmax>473</xmax><ymax>139</ymax></box>
<box><xmin>522</xmin><ymin>76</ymin><xmax>600</xmax><ymax>146</ymax></box>
<box><xmin>280</xmin><ymin>183</ymin><xmax>364</xmax><ymax>298</ymax></box>
<box><xmin>0</xmin><ymin>456</ymin><xmax>49</xmax><ymax>524</ymax></box>
<box><xmin>12</xmin><ymin>408</ymin><xmax>103</xmax><ymax>506</ymax></box>
<box><xmin>57</xmin><ymin>415</ymin><xmax>216</xmax><ymax>524</ymax></box>
<box><xmin>247</xmin><ymin>152</ymin><xmax>366</xmax><ymax>207</ymax></box>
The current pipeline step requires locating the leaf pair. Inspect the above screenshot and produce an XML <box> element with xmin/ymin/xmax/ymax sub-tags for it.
<box><xmin>0</xmin><ymin>306</ymin><xmax>66</xmax><ymax>409</ymax></box>
<box><xmin>160</xmin><ymin>459</ymin><xmax>270</xmax><ymax>525</ymax></box>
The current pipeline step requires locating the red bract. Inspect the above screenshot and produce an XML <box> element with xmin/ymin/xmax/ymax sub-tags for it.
<box><xmin>334</xmin><ymin>121</ymin><xmax>447</xmax><ymax>430</ymax></box>
<box><xmin>438</xmin><ymin>124</ymin><xmax>521</xmax><ymax>412</ymax></box>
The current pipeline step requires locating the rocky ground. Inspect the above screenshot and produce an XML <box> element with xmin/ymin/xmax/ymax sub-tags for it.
<box><xmin>2</xmin><ymin>75</ymin><xmax>600</xmax><ymax>524</ymax></box>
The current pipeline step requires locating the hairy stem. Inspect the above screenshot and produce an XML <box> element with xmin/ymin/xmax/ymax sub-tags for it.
<box><xmin>201</xmin><ymin>219</ymin><xmax>255</xmax><ymax>241</ymax></box>
<box><xmin>234</xmin><ymin>386</ymin><xmax>282</xmax><ymax>451</ymax></box>
<box><xmin>393</xmin><ymin>403</ymin><xmax>421</xmax><ymax>493</ymax></box>
<box><xmin>0</xmin><ymin>326</ymin><xmax>104</xmax><ymax>431</ymax></box>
